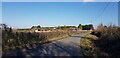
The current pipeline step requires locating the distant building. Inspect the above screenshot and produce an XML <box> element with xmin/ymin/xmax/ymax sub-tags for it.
<box><xmin>68</xmin><ymin>28</ymin><xmax>77</xmax><ymax>31</ymax></box>
<box><xmin>32</xmin><ymin>28</ymin><xmax>51</xmax><ymax>32</ymax></box>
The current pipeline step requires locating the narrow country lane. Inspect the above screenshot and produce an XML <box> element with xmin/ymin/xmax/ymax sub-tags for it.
<box><xmin>3</xmin><ymin>33</ymin><xmax>90</xmax><ymax>56</ymax></box>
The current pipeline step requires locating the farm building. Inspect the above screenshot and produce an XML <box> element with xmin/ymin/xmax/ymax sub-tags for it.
<box><xmin>32</xmin><ymin>28</ymin><xmax>51</xmax><ymax>32</ymax></box>
<box><xmin>68</xmin><ymin>28</ymin><xmax>78</xmax><ymax>31</ymax></box>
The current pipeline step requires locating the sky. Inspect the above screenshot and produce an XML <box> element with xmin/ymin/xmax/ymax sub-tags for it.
<box><xmin>2</xmin><ymin>0</ymin><xmax>120</xmax><ymax>2</ymax></box>
<box><xmin>2</xmin><ymin>2</ymin><xmax>118</xmax><ymax>28</ymax></box>
<box><xmin>0</xmin><ymin>2</ymin><xmax>2</xmax><ymax>23</ymax></box>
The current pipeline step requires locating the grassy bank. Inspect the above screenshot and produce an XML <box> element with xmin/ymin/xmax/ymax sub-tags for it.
<box><xmin>2</xmin><ymin>30</ymin><xmax>89</xmax><ymax>51</ymax></box>
<box><xmin>3</xmin><ymin>34</ymin><xmax>70</xmax><ymax>50</ymax></box>
<box><xmin>80</xmin><ymin>34</ymin><xmax>99</xmax><ymax>56</ymax></box>
<box><xmin>80</xmin><ymin>25</ymin><xmax>120</xmax><ymax>56</ymax></box>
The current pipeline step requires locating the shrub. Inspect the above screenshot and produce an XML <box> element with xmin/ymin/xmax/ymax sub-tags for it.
<box><xmin>90</xmin><ymin>24</ymin><xmax>120</xmax><ymax>56</ymax></box>
<box><xmin>2</xmin><ymin>29</ymin><xmax>88</xmax><ymax>51</ymax></box>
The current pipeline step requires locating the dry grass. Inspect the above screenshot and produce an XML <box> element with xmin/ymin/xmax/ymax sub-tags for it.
<box><xmin>2</xmin><ymin>30</ymin><xmax>89</xmax><ymax>51</ymax></box>
<box><xmin>81</xmin><ymin>24</ymin><xmax>120</xmax><ymax>56</ymax></box>
<box><xmin>80</xmin><ymin>34</ymin><xmax>99</xmax><ymax>56</ymax></box>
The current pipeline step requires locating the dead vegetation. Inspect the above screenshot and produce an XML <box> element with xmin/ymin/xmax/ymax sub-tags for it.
<box><xmin>81</xmin><ymin>24</ymin><xmax>120</xmax><ymax>56</ymax></box>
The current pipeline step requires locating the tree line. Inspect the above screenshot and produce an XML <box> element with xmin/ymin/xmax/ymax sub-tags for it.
<box><xmin>30</xmin><ymin>24</ymin><xmax>94</xmax><ymax>30</ymax></box>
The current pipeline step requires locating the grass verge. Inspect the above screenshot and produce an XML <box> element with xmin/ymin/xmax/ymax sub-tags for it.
<box><xmin>80</xmin><ymin>34</ymin><xmax>99</xmax><ymax>56</ymax></box>
<box><xmin>4</xmin><ymin>34</ymin><xmax>75</xmax><ymax>50</ymax></box>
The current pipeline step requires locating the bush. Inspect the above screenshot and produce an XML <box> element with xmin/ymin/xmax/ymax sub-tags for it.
<box><xmin>2</xmin><ymin>29</ymin><xmax>88</xmax><ymax>51</ymax></box>
<box><xmin>90</xmin><ymin>24</ymin><xmax>120</xmax><ymax>56</ymax></box>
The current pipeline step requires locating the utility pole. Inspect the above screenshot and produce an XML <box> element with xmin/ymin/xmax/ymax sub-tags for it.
<box><xmin>118</xmin><ymin>1</ymin><xmax>120</xmax><ymax>27</ymax></box>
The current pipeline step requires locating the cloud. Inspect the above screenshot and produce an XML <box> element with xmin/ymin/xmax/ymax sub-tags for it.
<box><xmin>83</xmin><ymin>0</ymin><xmax>94</xmax><ymax>2</ymax></box>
